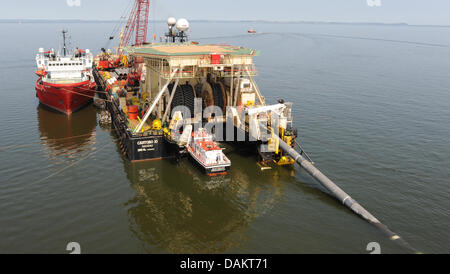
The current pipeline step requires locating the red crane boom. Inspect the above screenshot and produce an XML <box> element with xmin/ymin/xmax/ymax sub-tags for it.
<box><xmin>120</xmin><ymin>0</ymin><xmax>150</xmax><ymax>49</ymax></box>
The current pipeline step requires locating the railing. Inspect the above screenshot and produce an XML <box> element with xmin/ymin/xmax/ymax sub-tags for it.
<box><xmin>159</xmin><ymin>64</ymin><xmax>257</xmax><ymax>79</ymax></box>
<box><xmin>44</xmin><ymin>77</ymin><xmax>87</xmax><ymax>84</ymax></box>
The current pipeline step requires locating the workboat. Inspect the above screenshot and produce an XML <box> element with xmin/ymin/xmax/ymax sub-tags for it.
<box><xmin>35</xmin><ymin>30</ymin><xmax>96</xmax><ymax>115</ymax></box>
<box><xmin>187</xmin><ymin>128</ymin><xmax>231</xmax><ymax>176</ymax></box>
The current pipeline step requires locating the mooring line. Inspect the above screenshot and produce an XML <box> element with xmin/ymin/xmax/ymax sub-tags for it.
<box><xmin>0</xmin><ymin>133</ymin><xmax>96</xmax><ymax>151</ymax></box>
<box><xmin>55</xmin><ymin>86</ymin><xmax>112</xmax><ymax>102</ymax></box>
<box><xmin>33</xmin><ymin>143</ymin><xmax>111</xmax><ymax>185</ymax></box>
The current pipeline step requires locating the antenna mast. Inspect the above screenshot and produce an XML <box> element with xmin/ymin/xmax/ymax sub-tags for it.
<box><xmin>62</xmin><ymin>29</ymin><xmax>68</xmax><ymax>56</ymax></box>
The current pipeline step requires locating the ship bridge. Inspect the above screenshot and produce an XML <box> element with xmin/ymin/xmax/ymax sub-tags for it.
<box><xmin>125</xmin><ymin>43</ymin><xmax>259</xmax><ymax>80</ymax></box>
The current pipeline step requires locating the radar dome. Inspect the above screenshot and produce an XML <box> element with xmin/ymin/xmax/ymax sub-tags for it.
<box><xmin>167</xmin><ymin>17</ymin><xmax>177</xmax><ymax>26</ymax></box>
<box><xmin>176</xmin><ymin>18</ymin><xmax>189</xmax><ymax>32</ymax></box>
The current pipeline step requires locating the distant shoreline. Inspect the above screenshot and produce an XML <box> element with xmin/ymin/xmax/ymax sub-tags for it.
<box><xmin>1</xmin><ymin>19</ymin><xmax>449</xmax><ymax>28</ymax></box>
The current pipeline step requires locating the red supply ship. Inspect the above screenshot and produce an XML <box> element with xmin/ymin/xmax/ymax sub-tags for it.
<box><xmin>35</xmin><ymin>30</ymin><xmax>96</xmax><ymax>115</ymax></box>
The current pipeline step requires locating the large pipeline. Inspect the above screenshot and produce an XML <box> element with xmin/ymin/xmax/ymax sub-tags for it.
<box><xmin>277</xmin><ymin>137</ymin><xmax>419</xmax><ymax>253</ymax></box>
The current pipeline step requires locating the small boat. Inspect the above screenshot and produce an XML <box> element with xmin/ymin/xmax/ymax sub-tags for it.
<box><xmin>35</xmin><ymin>30</ymin><xmax>96</xmax><ymax>115</ymax></box>
<box><xmin>248</xmin><ymin>28</ymin><xmax>257</xmax><ymax>34</ymax></box>
<box><xmin>187</xmin><ymin>128</ymin><xmax>231</xmax><ymax>176</ymax></box>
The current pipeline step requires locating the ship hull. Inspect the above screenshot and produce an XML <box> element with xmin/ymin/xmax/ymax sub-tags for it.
<box><xmin>35</xmin><ymin>79</ymin><xmax>96</xmax><ymax>115</ymax></box>
<box><xmin>187</xmin><ymin>147</ymin><xmax>230</xmax><ymax>176</ymax></box>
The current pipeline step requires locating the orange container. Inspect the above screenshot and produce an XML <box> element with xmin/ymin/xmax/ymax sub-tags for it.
<box><xmin>128</xmin><ymin>105</ymin><xmax>139</xmax><ymax>120</ymax></box>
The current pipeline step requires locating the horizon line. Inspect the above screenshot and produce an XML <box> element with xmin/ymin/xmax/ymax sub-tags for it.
<box><xmin>1</xmin><ymin>18</ymin><xmax>450</xmax><ymax>28</ymax></box>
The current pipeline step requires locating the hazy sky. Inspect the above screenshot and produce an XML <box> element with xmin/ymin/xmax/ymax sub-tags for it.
<box><xmin>3</xmin><ymin>0</ymin><xmax>450</xmax><ymax>25</ymax></box>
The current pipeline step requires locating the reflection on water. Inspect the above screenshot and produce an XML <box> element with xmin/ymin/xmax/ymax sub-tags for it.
<box><xmin>122</xmin><ymin>150</ymin><xmax>290</xmax><ymax>253</ymax></box>
<box><xmin>37</xmin><ymin>104</ymin><xmax>97</xmax><ymax>158</ymax></box>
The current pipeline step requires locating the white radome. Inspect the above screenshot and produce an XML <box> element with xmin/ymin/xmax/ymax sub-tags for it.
<box><xmin>167</xmin><ymin>17</ymin><xmax>177</xmax><ymax>26</ymax></box>
<box><xmin>176</xmin><ymin>18</ymin><xmax>189</xmax><ymax>32</ymax></box>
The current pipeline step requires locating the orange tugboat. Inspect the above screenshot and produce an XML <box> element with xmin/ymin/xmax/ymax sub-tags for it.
<box><xmin>35</xmin><ymin>30</ymin><xmax>96</xmax><ymax>115</ymax></box>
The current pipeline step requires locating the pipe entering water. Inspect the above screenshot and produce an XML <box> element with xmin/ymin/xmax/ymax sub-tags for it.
<box><xmin>277</xmin><ymin>136</ymin><xmax>420</xmax><ymax>253</ymax></box>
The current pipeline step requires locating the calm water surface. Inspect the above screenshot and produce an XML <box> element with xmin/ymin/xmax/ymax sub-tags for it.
<box><xmin>0</xmin><ymin>22</ymin><xmax>449</xmax><ymax>253</ymax></box>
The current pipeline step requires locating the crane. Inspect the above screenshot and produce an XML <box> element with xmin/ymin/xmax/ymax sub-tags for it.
<box><xmin>98</xmin><ymin>0</ymin><xmax>150</xmax><ymax>71</ymax></box>
<box><xmin>119</xmin><ymin>0</ymin><xmax>150</xmax><ymax>50</ymax></box>
<box><xmin>119</xmin><ymin>0</ymin><xmax>150</xmax><ymax>85</ymax></box>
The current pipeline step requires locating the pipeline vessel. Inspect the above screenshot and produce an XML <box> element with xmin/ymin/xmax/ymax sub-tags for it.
<box><xmin>35</xmin><ymin>30</ymin><xmax>96</xmax><ymax>115</ymax></box>
<box><xmin>93</xmin><ymin>18</ymin><xmax>298</xmax><ymax>168</ymax></box>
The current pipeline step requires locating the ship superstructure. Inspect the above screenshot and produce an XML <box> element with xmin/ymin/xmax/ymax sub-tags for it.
<box><xmin>93</xmin><ymin>18</ymin><xmax>297</xmax><ymax>169</ymax></box>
